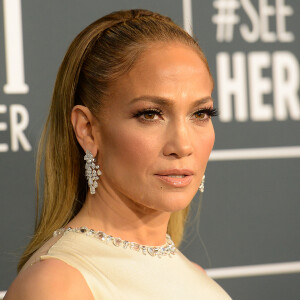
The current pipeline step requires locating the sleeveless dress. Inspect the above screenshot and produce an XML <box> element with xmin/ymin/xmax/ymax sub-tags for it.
<box><xmin>39</xmin><ymin>229</ymin><xmax>232</xmax><ymax>299</ymax></box>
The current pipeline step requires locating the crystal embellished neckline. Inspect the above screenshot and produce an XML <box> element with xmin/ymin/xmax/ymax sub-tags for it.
<box><xmin>54</xmin><ymin>227</ymin><xmax>177</xmax><ymax>258</ymax></box>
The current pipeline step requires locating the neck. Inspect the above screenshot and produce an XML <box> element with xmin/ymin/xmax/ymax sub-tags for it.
<box><xmin>68</xmin><ymin>185</ymin><xmax>171</xmax><ymax>246</ymax></box>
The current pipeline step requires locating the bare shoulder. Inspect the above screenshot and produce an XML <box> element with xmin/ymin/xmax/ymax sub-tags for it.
<box><xmin>192</xmin><ymin>262</ymin><xmax>207</xmax><ymax>274</ymax></box>
<box><xmin>5</xmin><ymin>258</ymin><xmax>94</xmax><ymax>300</ymax></box>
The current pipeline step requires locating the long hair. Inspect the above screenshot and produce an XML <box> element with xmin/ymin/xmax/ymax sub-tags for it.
<box><xmin>18</xmin><ymin>9</ymin><xmax>211</xmax><ymax>272</ymax></box>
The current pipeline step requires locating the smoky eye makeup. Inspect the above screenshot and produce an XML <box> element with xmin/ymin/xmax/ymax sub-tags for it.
<box><xmin>132</xmin><ymin>106</ymin><xmax>218</xmax><ymax>123</ymax></box>
<box><xmin>191</xmin><ymin>107</ymin><xmax>218</xmax><ymax>119</ymax></box>
<box><xmin>132</xmin><ymin>107</ymin><xmax>163</xmax><ymax>120</ymax></box>
<box><xmin>132</xmin><ymin>108</ymin><xmax>163</xmax><ymax>123</ymax></box>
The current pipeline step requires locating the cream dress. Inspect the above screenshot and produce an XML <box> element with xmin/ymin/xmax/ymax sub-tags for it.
<box><xmin>27</xmin><ymin>229</ymin><xmax>232</xmax><ymax>299</ymax></box>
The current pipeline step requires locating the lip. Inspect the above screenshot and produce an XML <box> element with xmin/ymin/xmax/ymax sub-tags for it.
<box><xmin>155</xmin><ymin>175</ymin><xmax>193</xmax><ymax>187</ymax></box>
<box><xmin>154</xmin><ymin>169</ymin><xmax>194</xmax><ymax>187</ymax></box>
<box><xmin>155</xmin><ymin>169</ymin><xmax>194</xmax><ymax>176</ymax></box>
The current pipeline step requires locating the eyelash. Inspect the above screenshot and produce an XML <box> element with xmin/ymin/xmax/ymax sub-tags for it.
<box><xmin>133</xmin><ymin>107</ymin><xmax>218</xmax><ymax>122</ymax></box>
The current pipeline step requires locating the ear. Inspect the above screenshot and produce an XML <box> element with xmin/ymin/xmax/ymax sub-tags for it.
<box><xmin>71</xmin><ymin>105</ymin><xmax>98</xmax><ymax>157</ymax></box>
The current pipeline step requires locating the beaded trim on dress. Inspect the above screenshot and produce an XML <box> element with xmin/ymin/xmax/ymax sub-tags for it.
<box><xmin>54</xmin><ymin>227</ymin><xmax>177</xmax><ymax>258</ymax></box>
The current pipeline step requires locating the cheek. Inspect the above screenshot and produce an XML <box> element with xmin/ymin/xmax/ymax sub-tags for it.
<box><xmin>195</xmin><ymin>126</ymin><xmax>215</xmax><ymax>163</ymax></box>
<box><xmin>101</xmin><ymin>125</ymin><xmax>158</xmax><ymax>174</ymax></box>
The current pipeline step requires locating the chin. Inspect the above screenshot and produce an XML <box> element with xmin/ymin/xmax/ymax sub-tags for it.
<box><xmin>149</xmin><ymin>192</ymin><xmax>195</xmax><ymax>213</ymax></box>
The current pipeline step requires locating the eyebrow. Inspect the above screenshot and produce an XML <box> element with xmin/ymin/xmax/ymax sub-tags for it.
<box><xmin>129</xmin><ymin>95</ymin><xmax>213</xmax><ymax>109</ymax></box>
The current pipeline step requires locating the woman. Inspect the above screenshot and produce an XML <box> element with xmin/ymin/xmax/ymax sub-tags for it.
<box><xmin>5</xmin><ymin>9</ymin><xmax>231</xmax><ymax>299</ymax></box>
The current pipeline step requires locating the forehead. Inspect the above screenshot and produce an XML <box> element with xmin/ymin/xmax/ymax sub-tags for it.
<box><xmin>108</xmin><ymin>42</ymin><xmax>213</xmax><ymax>103</ymax></box>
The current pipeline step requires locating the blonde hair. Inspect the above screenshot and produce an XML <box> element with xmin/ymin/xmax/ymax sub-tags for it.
<box><xmin>18</xmin><ymin>9</ymin><xmax>211</xmax><ymax>272</ymax></box>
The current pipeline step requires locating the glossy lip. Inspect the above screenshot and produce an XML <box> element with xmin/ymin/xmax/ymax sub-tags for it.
<box><xmin>155</xmin><ymin>169</ymin><xmax>194</xmax><ymax>176</ymax></box>
<box><xmin>154</xmin><ymin>169</ymin><xmax>194</xmax><ymax>187</ymax></box>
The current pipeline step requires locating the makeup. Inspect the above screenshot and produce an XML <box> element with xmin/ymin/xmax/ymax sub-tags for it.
<box><xmin>155</xmin><ymin>174</ymin><xmax>193</xmax><ymax>187</ymax></box>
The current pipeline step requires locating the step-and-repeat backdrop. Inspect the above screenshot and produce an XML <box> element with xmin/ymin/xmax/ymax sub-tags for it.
<box><xmin>0</xmin><ymin>1</ymin><xmax>299</xmax><ymax>299</ymax></box>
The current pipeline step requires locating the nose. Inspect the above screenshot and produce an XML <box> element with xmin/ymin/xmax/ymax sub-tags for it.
<box><xmin>162</xmin><ymin>120</ymin><xmax>193</xmax><ymax>158</ymax></box>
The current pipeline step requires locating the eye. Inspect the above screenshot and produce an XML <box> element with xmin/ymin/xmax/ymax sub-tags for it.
<box><xmin>194</xmin><ymin>111</ymin><xmax>207</xmax><ymax>120</ymax></box>
<box><xmin>192</xmin><ymin>108</ymin><xmax>218</xmax><ymax>121</ymax></box>
<box><xmin>133</xmin><ymin>108</ymin><xmax>163</xmax><ymax>121</ymax></box>
<box><xmin>143</xmin><ymin>110</ymin><xmax>158</xmax><ymax>120</ymax></box>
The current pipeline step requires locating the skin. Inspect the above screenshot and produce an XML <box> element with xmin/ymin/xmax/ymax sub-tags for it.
<box><xmin>68</xmin><ymin>42</ymin><xmax>215</xmax><ymax>245</ymax></box>
<box><xmin>5</xmin><ymin>42</ymin><xmax>214</xmax><ymax>299</ymax></box>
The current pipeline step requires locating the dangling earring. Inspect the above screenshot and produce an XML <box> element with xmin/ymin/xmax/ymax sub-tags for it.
<box><xmin>84</xmin><ymin>150</ymin><xmax>102</xmax><ymax>195</ymax></box>
<box><xmin>199</xmin><ymin>175</ymin><xmax>205</xmax><ymax>193</ymax></box>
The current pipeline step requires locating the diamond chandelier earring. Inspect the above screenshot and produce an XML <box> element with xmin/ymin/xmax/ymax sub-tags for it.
<box><xmin>84</xmin><ymin>150</ymin><xmax>102</xmax><ymax>195</ymax></box>
<box><xmin>199</xmin><ymin>175</ymin><xmax>205</xmax><ymax>193</ymax></box>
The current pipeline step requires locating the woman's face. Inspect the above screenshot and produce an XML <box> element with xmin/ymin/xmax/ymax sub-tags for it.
<box><xmin>94</xmin><ymin>43</ymin><xmax>215</xmax><ymax>213</ymax></box>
